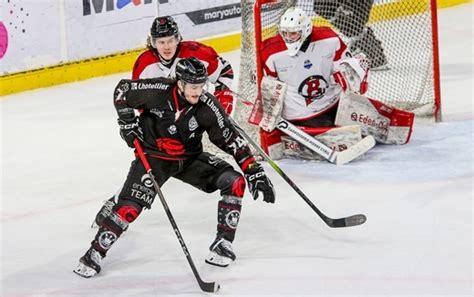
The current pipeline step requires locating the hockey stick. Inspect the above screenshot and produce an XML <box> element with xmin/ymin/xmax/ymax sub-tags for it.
<box><xmin>133</xmin><ymin>139</ymin><xmax>220</xmax><ymax>293</ymax></box>
<box><xmin>230</xmin><ymin>90</ymin><xmax>375</xmax><ymax>165</ymax></box>
<box><xmin>229</xmin><ymin>118</ymin><xmax>367</xmax><ymax>228</ymax></box>
<box><xmin>275</xmin><ymin>118</ymin><xmax>375</xmax><ymax>165</ymax></box>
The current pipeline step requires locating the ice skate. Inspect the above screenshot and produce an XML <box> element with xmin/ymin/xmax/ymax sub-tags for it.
<box><xmin>73</xmin><ymin>248</ymin><xmax>103</xmax><ymax>278</ymax></box>
<box><xmin>205</xmin><ymin>237</ymin><xmax>236</xmax><ymax>267</ymax></box>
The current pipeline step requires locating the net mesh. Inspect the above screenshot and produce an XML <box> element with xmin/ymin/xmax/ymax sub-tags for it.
<box><xmin>236</xmin><ymin>0</ymin><xmax>439</xmax><ymax>144</ymax></box>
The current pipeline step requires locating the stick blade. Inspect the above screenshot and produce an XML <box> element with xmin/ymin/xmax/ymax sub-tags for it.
<box><xmin>329</xmin><ymin>214</ymin><xmax>367</xmax><ymax>228</ymax></box>
<box><xmin>199</xmin><ymin>281</ymin><xmax>220</xmax><ymax>293</ymax></box>
<box><xmin>335</xmin><ymin>135</ymin><xmax>376</xmax><ymax>165</ymax></box>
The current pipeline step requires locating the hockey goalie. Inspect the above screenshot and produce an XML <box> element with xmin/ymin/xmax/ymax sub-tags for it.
<box><xmin>256</xmin><ymin>7</ymin><xmax>414</xmax><ymax>162</ymax></box>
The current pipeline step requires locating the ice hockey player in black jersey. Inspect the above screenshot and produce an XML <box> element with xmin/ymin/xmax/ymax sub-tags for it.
<box><xmin>73</xmin><ymin>58</ymin><xmax>275</xmax><ymax>278</ymax></box>
<box><xmin>93</xmin><ymin>15</ymin><xmax>235</xmax><ymax>230</ymax></box>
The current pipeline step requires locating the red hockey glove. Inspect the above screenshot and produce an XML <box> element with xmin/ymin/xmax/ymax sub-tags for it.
<box><xmin>214</xmin><ymin>90</ymin><xmax>234</xmax><ymax>115</ymax></box>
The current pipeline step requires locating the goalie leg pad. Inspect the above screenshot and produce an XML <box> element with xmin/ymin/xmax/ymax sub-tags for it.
<box><xmin>260</xmin><ymin>129</ymin><xmax>284</xmax><ymax>159</ymax></box>
<box><xmin>281</xmin><ymin>125</ymin><xmax>363</xmax><ymax>160</ymax></box>
<box><xmin>262</xmin><ymin>124</ymin><xmax>363</xmax><ymax>161</ymax></box>
<box><xmin>335</xmin><ymin>92</ymin><xmax>414</xmax><ymax>144</ymax></box>
<box><xmin>259</xmin><ymin>76</ymin><xmax>287</xmax><ymax>132</ymax></box>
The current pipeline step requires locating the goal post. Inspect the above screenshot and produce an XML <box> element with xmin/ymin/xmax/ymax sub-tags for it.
<box><xmin>235</xmin><ymin>0</ymin><xmax>442</xmax><ymax>141</ymax></box>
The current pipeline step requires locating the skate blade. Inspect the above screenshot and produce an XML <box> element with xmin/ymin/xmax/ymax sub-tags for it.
<box><xmin>205</xmin><ymin>251</ymin><xmax>233</xmax><ymax>268</ymax></box>
<box><xmin>73</xmin><ymin>262</ymin><xmax>98</xmax><ymax>278</ymax></box>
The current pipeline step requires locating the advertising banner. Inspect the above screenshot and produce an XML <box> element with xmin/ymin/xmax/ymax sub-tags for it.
<box><xmin>158</xmin><ymin>0</ymin><xmax>241</xmax><ymax>40</ymax></box>
<box><xmin>1</xmin><ymin>1</ymin><xmax>62</xmax><ymax>74</ymax></box>
<box><xmin>64</xmin><ymin>0</ymin><xmax>157</xmax><ymax>62</ymax></box>
<box><xmin>0</xmin><ymin>0</ymin><xmax>242</xmax><ymax>75</ymax></box>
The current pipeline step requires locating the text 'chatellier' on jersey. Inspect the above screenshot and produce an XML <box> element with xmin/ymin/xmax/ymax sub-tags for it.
<box><xmin>114</xmin><ymin>77</ymin><xmax>252</xmax><ymax>164</ymax></box>
<box><xmin>132</xmin><ymin>41</ymin><xmax>233</xmax><ymax>89</ymax></box>
<box><xmin>261</xmin><ymin>27</ymin><xmax>349</xmax><ymax>121</ymax></box>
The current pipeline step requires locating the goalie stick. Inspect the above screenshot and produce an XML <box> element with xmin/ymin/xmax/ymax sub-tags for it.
<box><xmin>229</xmin><ymin>118</ymin><xmax>367</xmax><ymax>228</ymax></box>
<box><xmin>230</xmin><ymin>90</ymin><xmax>375</xmax><ymax>165</ymax></box>
<box><xmin>276</xmin><ymin>118</ymin><xmax>376</xmax><ymax>165</ymax></box>
<box><xmin>133</xmin><ymin>139</ymin><xmax>220</xmax><ymax>293</ymax></box>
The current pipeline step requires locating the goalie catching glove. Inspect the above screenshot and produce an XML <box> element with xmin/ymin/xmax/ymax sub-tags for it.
<box><xmin>243</xmin><ymin>161</ymin><xmax>275</xmax><ymax>203</ymax></box>
<box><xmin>332</xmin><ymin>53</ymin><xmax>370</xmax><ymax>95</ymax></box>
<box><xmin>214</xmin><ymin>89</ymin><xmax>234</xmax><ymax>115</ymax></box>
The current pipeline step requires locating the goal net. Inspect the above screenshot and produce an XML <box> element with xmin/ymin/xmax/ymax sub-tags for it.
<box><xmin>235</xmin><ymin>0</ymin><xmax>441</xmax><ymax>144</ymax></box>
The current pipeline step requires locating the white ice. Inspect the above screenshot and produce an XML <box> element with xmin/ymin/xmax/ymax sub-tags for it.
<box><xmin>1</xmin><ymin>4</ymin><xmax>472</xmax><ymax>297</ymax></box>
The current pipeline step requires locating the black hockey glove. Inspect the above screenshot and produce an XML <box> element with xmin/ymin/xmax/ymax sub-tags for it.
<box><xmin>244</xmin><ymin>162</ymin><xmax>275</xmax><ymax>203</ymax></box>
<box><xmin>118</xmin><ymin>116</ymin><xmax>143</xmax><ymax>148</ymax></box>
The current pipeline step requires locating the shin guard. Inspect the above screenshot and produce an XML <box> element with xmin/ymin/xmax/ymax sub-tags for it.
<box><xmin>91</xmin><ymin>211</ymin><xmax>129</xmax><ymax>256</ymax></box>
<box><xmin>216</xmin><ymin>195</ymin><xmax>242</xmax><ymax>242</ymax></box>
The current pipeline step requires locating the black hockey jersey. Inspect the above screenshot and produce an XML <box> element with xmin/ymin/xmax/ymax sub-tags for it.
<box><xmin>113</xmin><ymin>77</ymin><xmax>252</xmax><ymax>166</ymax></box>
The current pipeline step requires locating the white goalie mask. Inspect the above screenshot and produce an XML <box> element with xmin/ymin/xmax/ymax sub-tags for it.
<box><xmin>278</xmin><ymin>7</ymin><xmax>312</xmax><ymax>57</ymax></box>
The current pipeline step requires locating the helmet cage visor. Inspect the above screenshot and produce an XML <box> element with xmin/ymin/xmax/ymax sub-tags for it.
<box><xmin>278</xmin><ymin>25</ymin><xmax>304</xmax><ymax>44</ymax></box>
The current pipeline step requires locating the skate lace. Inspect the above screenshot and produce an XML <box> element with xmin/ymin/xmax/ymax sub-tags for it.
<box><xmin>219</xmin><ymin>239</ymin><xmax>233</xmax><ymax>253</ymax></box>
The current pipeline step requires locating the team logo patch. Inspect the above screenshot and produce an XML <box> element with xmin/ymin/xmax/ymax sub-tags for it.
<box><xmin>351</xmin><ymin>112</ymin><xmax>358</xmax><ymax>121</ymax></box>
<box><xmin>303</xmin><ymin>59</ymin><xmax>313</xmax><ymax>69</ymax></box>
<box><xmin>225</xmin><ymin>210</ymin><xmax>240</xmax><ymax>229</ymax></box>
<box><xmin>298</xmin><ymin>75</ymin><xmax>328</xmax><ymax>106</ymax></box>
<box><xmin>208</xmin><ymin>155</ymin><xmax>223</xmax><ymax>166</ymax></box>
<box><xmin>120</xmin><ymin>82</ymin><xmax>130</xmax><ymax>92</ymax></box>
<box><xmin>189</xmin><ymin>116</ymin><xmax>198</xmax><ymax>131</ymax></box>
<box><xmin>141</xmin><ymin>174</ymin><xmax>153</xmax><ymax>188</ymax></box>
<box><xmin>167</xmin><ymin>125</ymin><xmax>177</xmax><ymax>135</ymax></box>
<box><xmin>114</xmin><ymin>82</ymin><xmax>130</xmax><ymax>103</ymax></box>
<box><xmin>150</xmin><ymin>108</ymin><xmax>164</xmax><ymax>118</ymax></box>
<box><xmin>98</xmin><ymin>231</ymin><xmax>117</xmax><ymax>250</ymax></box>
<box><xmin>222</xmin><ymin>128</ymin><xmax>231</xmax><ymax>140</ymax></box>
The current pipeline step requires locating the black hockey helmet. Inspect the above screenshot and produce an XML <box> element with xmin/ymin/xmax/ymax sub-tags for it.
<box><xmin>150</xmin><ymin>16</ymin><xmax>180</xmax><ymax>39</ymax></box>
<box><xmin>175</xmin><ymin>57</ymin><xmax>208</xmax><ymax>84</ymax></box>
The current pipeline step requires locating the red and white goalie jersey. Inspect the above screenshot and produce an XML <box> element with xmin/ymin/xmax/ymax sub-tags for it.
<box><xmin>261</xmin><ymin>27</ymin><xmax>349</xmax><ymax>121</ymax></box>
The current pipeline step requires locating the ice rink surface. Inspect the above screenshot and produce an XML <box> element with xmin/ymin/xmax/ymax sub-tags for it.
<box><xmin>1</xmin><ymin>4</ymin><xmax>472</xmax><ymax>297</ymax></box>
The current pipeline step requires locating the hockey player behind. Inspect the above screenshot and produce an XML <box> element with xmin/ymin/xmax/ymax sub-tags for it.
<box><xmin>135</xmin><ymin>15</ymin><xmax>235</xmax><ymax>115</ymax></box>
<box><xmin>73</xmin><ymin>58</ymin><xmax>275</xmax><ymax>278</ymax></box>
<box><xmin>258</xmin><ymin>7</ymin><xmax>414</xmax><ymax>160</ymax></box>
<box><xmin>313</xmin><ymin>0</ymin><xmax>388</xmax><ymax>69</ymax></box>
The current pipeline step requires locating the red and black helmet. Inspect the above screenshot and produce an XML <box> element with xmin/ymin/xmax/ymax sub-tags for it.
<box><xmin>176</xmin><ymin>57</ymin><xmax>208</xmax><ymax>84</ymax></box>
<box><xmin>150</xmin><ymin>16</ymin><xmax>180</xmax><ymax>39</ymax></box>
